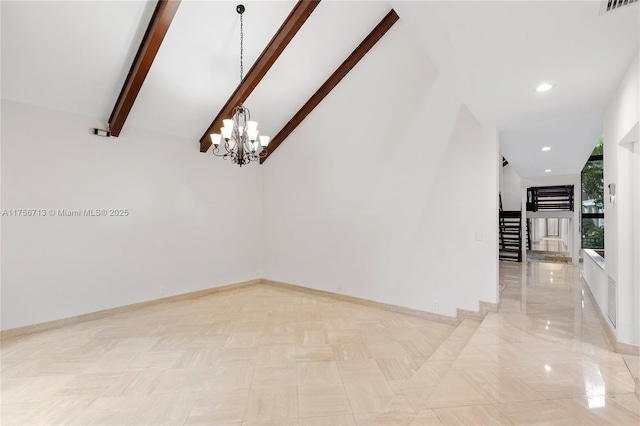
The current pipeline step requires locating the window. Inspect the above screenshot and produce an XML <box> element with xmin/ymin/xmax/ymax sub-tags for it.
<box><xmin>581</xmin><ymin>139</ymin><xmax>604</xmax><ymax>250</ymax></box>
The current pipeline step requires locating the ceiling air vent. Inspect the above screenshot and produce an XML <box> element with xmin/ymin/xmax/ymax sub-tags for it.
<box><xmin>600</xmin><ymin>0</ymin><xmax>638</xmax><ymax>15</ymax></box>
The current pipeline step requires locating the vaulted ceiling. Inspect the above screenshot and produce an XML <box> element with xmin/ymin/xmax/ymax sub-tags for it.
<box><xmin>2</xmin><ymin>1</ymin><xmax>638</xmax><ymax>178</ymax></box>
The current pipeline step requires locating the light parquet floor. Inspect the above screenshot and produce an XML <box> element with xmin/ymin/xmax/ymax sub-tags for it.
<box><xmin>1</xmin><ymin>262</ymin><xmax>639</xmax><ymax>425</ymax></box>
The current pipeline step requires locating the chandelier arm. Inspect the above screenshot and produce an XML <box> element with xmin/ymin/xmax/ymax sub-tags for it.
<box><xmin>212</xmin><ymin>145</ymin><xmax>228</xmax><ymax>158</ymax></box>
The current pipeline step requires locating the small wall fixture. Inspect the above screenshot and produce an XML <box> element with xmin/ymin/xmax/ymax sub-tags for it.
<box><xmin>541</xmin><ymin>146</ymin><xmax>551</xmax><ymax>151</ymax></box>
<box><xmin>93</xmin><ymin>128</ymin><xmax>111</xmax><ymax>137</ymax></box>
<box><xmin>608</xmin><ymin>183</ymin><xmax>616</xmax><ymax>204</ymax></box>
<box><xmin>545</xmin><ymin>169</ymin><xmax>551</xmax><ymax>173</ymax></box>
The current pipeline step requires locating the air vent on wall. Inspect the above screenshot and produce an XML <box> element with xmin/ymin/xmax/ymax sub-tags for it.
<box><xmin>600</xmin><ymin>0</ymin><xmax>638</xmax><ymax>15</ymax></box>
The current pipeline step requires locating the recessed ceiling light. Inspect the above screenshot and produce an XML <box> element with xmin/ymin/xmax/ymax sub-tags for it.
<box><xmin>545</xmin><ymin>169</ymin><xmax>552</xmax><ymax>173</ymax></box>
<box><xmin>541</xmin><ymin>146</ymin><xmax>551</xmax><ymax>151</ymax></box>
<box><xmin>535</xmin><ymin>83</ymin><xmax>554</xmax><ymax>92</ymax></box>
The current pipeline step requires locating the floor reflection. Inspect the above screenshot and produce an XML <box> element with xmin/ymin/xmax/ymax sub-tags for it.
<box><xmin>497</xmin><ymin>261</ymin><xmax>638</xmax><ymax>411</ymax></box>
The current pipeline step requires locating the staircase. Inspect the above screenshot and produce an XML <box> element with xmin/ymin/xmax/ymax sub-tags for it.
<box><xmin>526</xmin><ymin>185</ymin><xmax>574</xmax><ymax>212</ymax></box>
<box><xmin>499</xmin><ymin>211</ymin><xmax>522</xmax><ymax>262</ymax></box>
<box><xmin>499</xmin><ymin>193</ymin><xmax>522</xmax><ymax>262</ymax></box>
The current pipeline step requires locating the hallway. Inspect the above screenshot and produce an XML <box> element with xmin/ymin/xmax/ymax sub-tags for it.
<box><xmin>489</xmin><ymin>261</ymin><xmax>639</xmax><ymax>423</ymax></box>
<box><xmin>527</xmin><ymin>217</ymin><xmax>572</xmax><ymax>264</ymax></box>
<box><xmin>1</xmin><ymin>263</ymin><xmax>638</xmax><ymax>425</ymax></box>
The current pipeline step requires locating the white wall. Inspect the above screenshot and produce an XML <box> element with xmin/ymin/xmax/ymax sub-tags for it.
<box><xmin>501</xmin><ymin>163</ymin><xmax>522</xmax><ymax>211</ymax></box>
<box><xmin>261</xmin><ymin>21</ymin><xmax>499</xmax><ymax>318</ymax></box>
<box><xmin>561</xmin><ymin>218</ymin><xmax>570</xmax><ymax>247</ymax></box>
<box><xmin>603</xmin><ymin>53</ymin><xmax>639</xmax><ymax>346</ymax></box>
<box><xmin>532</xmin><ymin>218</ymin><xmax>546</xmax><ymax>242</ymax></box>
<box><xmin>1</xmin><ymin>100</ymin><xmax>262</xmax><ymax>330</ymax></box>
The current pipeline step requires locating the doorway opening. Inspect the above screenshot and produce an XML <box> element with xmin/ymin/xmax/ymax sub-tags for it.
<box><xmin>527</xmin><ymin>217</ymin><xmax>572</xmax><ymax>263</ymax></box>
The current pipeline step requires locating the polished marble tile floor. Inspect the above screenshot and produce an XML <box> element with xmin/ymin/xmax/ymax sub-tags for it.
<box><xmin>2</xmin><ymin>262</ymin><xmax>639</xmax><ymax>425</ymax></box>
<box><xmin>531</xmin><ymin>238</ymin><xmax>568</xmax><ymax>253</ymax></box>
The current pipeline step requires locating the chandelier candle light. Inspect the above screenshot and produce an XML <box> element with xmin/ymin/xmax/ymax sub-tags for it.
<box><xmin>211</xmin><ymin>4</ymin><xmax>270</xmax><ymax>166</ymax></box>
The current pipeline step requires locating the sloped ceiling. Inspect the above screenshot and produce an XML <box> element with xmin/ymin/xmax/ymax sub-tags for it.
<box><xmin>1</xmin><ymin>0</ymin><xmax>155</xmax><ymax>119</ymax></box>
<box><xmin>1</xmin><ymin>0</ymin><xmax>392</xmax><ymax>141</ymax></box>
<box><xmin>2</xmin><ymin>1</ymin><xmax>639</xmax><ymax>178</ymax></box>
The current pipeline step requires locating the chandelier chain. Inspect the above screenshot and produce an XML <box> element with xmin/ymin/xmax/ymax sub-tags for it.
<box><xmin>239</xmin><ymin>12</ymin><xmax>244</xmax><ymax>92</ymax></box>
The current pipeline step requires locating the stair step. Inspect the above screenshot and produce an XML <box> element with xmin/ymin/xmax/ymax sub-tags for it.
<box><xmin>399</xmin><ymin>318</ymin><xmax>483</xmax><ymax>390</ymax></box>
<box><xmin>622</xmin><ymin>355</ymin><xmax>640</xmax><ymax>397</ymax></box>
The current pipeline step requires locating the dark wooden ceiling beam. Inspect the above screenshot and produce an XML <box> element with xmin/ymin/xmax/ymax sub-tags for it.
<box><xmin>108</xmin><ymin>0</ymin><xmax>181</xmax><ymax>137</ymax></box>
<box><xmin>260</xmin><ymin>9</ymin><xmax>399</xmax><ymax>163</ymax></box>
<box><xmin>200</xmin><ymin>0</ymin><xmax>321</xmax><ymax>153</ymax></box>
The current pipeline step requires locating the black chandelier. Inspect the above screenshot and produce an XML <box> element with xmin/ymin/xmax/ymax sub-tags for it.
<box><xmin>210</xmin><ymin>4</ymin><xmax>270</xmax><ymax>166</ymax></box>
